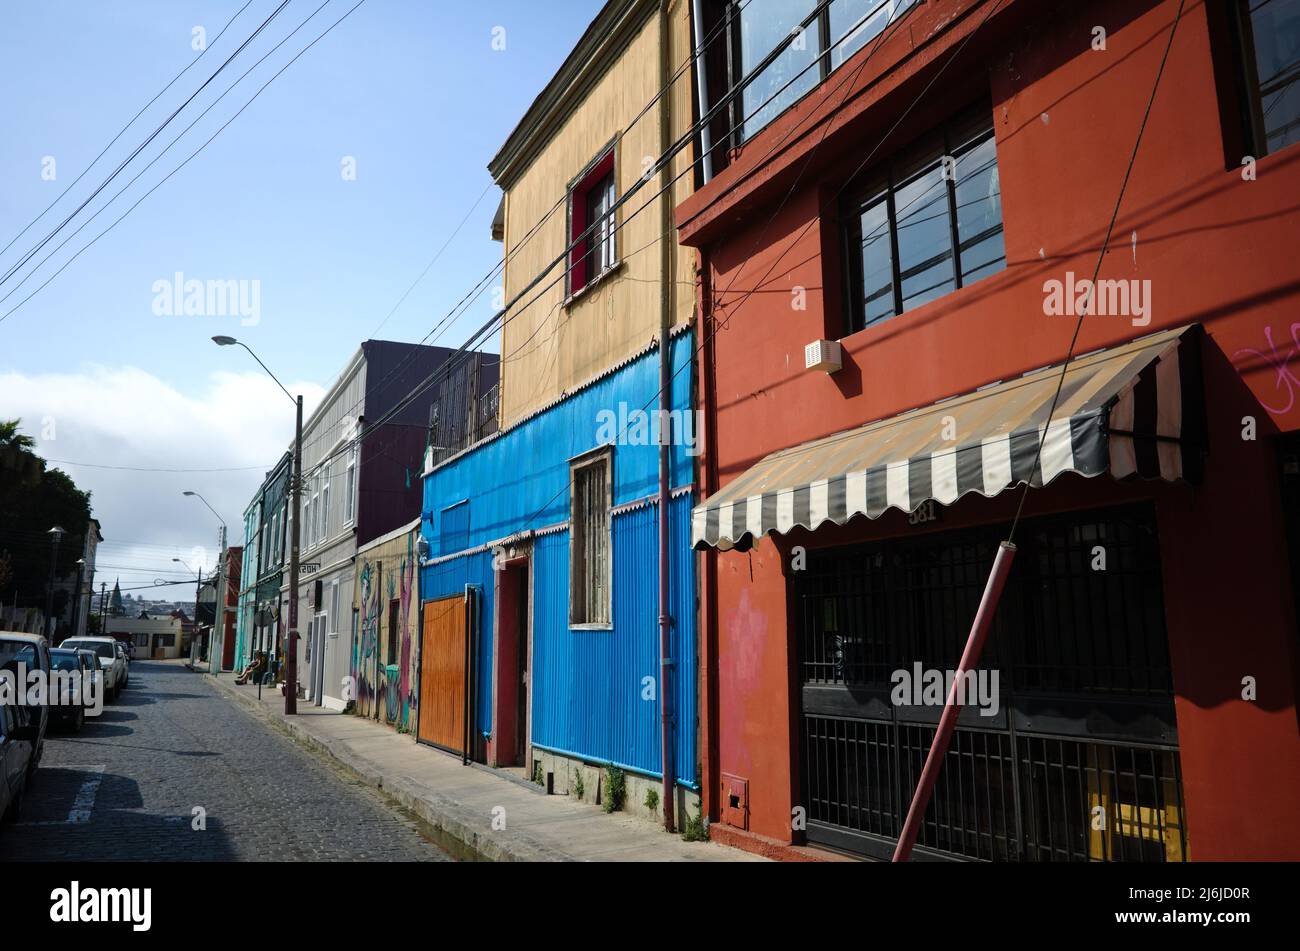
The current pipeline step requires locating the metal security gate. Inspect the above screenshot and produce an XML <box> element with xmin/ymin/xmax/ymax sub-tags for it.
<box><xmin>796</xmin><ymin>503</ymin><xmax>1187</xmax><ymax>861</ymax></box>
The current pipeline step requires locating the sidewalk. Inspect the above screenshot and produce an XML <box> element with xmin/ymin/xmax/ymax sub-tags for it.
<box><xmin>205</xmin><ymin>671</ymin><xmax>765</xmax><ymax>862</ymax></box>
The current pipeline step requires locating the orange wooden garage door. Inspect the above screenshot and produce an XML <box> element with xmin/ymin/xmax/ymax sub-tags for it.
<box><xmin>417</xmin><ymin>595</ymin><xmax>465</xmax><ymax>752</ymax></box>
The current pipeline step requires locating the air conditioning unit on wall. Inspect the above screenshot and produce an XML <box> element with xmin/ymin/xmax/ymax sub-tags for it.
<box><xmin>804</xmin><ymin>338</ymin><xmax>842</xmax><ymax>373</ymax></box>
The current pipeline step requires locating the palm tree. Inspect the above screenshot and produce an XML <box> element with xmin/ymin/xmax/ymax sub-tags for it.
<box><xmin>0</xmin><ymin>419</ymin><xmax>43</xmax><ymax>484</ymax></box>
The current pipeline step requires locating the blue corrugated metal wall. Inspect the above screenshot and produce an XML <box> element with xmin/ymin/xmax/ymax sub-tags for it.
<box><xmin>419</xmin><ymin>332</ymin><xmax>697</xmax><ymax>772</ymax></box>
<box><xmin>423</xmin><ymin>333</ymin><xmax>695</xmax><ymax>548</ymax></box>
<box><xmin>530</xmin><ymin>493</ymin><xmax>697</xmax><ymax>786</ymax></box>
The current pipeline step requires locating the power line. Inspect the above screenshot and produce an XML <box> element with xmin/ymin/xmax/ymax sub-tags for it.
<box><xmin>0</xmin><ymin>0</ymin><xmax>293</xmax><ymax>288</ymax></box>
<box><xmin>307</xmin><ymin>0</ymin><xmax>913</xmax><ymax>478</ymax></box>
<box><xmin>41</xmin><ymin>459</ymin><xmax>273</xmax><ymax>473</ymax></box>
<box><xmin>289</xmin><ymin>0</ymin><xmax>765</xmax><ymax>462</ymax></box>
<box><xmin>1006</xmin><ymin>0</ymin><xmax>1186</xmax><ymax>544</ymax></box>
<box><xmin>0</xmin><ymin>0</ymin><xmax>257</xmax><ymax>260</ymax></box>
<box><xmin>0</xmin><ymin>0</ymin><xmax>368</xmax><ymax>324</ymax></box>
<box><xmin>502</xmin><ymin>0</ymin><xmax>927</xmax><ymax>537</ymax></box>
<box><xmin>367</xmin><ymin>181</ymin><xmax>495</xmax><ymax>338</ymax></box>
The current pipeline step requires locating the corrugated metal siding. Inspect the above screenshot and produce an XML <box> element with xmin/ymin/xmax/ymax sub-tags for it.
<box><xmin>669</xmin><ymin>491</ymin><xmax>698</xmax><ymax>787</ymax></box>
<box><xmin>530</xmin><ymin>493</ymin><xmax>697</xmax><ymax>785</ymax></box>
<box><xmin>423</xmin><ymin>332</ymin><xmax>695</xmax><ymax>549</ymax></box>
<box><xmin>419</xmin><ymin>332</ymin><xmax>698</xmax><ymax>775</ymax></box>
<box><xmin>421</xmin><ymin>551</ymin><xmax>495</xmax><ymax>737</ymax></box>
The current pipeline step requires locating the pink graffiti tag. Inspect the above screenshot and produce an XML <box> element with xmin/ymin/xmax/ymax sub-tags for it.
<box><xmin>1234</xmin><ymin>323</ymin><xmax>1300</xmax><ymax>415</ymax></box>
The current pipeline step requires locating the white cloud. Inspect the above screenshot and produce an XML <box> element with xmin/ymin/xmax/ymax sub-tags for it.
<box><xmin>0</xmin><ymin>364</ymin><xmax>324</xmax><ymax>594</ymax></box>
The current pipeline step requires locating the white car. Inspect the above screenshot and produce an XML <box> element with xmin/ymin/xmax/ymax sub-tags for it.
<box><xmin>60</xmin><ymin>638</ymin><xmax>126</xmax><ymax>701</ymax></box>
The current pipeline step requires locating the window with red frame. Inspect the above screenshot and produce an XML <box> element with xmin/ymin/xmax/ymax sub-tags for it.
<box><xmin>567</xmin><ymin>147</ymin><xmax>618</xmax><ymax>297</ymax></box>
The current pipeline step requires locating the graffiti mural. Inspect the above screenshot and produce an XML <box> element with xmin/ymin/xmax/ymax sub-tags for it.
<box><xmin>352</xmin><ymin>560</ymin><xmax>380</xmax><ymax>716</ymax></box>
<box><xmin>351</xmin><ymin>524</ymin><xmax>420</xmax><ymax>732</ymax></box>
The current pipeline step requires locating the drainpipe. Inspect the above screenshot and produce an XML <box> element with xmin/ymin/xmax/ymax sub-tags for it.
<box><xmin>690</xmin><ymin>0</ymin><xmax>713</xmax><ymax>184</ymax></box>
<box><xmin>657</xmin><ymin>0</ymin><xmax>677</xmax><ymax>834</ymax></box>
<box><xmin>893</xmin><ymin>541</ymin><xmax>1017</xmax><ymax>861</ymax></box>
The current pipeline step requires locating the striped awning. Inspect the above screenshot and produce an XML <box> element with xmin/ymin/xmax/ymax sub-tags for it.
<box><xmin>692</xmin><ymin>325</ymin><xmax>1204</xmax><ymax>551</ymax></box>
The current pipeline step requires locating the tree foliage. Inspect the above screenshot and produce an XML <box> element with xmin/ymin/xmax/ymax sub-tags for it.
<box><xmin>0</xmin><ymin>419</ymin><xmax>94</xmax><ymax>614</ymax></box>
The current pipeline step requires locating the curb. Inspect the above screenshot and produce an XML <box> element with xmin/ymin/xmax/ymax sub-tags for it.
<box><xmin>206</xmin><ymin>673</ymin><xmax>574</xmax><ymax>862</ymax></box>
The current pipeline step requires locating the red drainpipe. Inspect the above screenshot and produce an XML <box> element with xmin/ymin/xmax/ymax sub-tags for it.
<box><xmin>893</xmin><ymin>540</ymin><xmax>1017</xmax><ymax>861</ymax></box>
<box><xmin>656</xmin><ymin>0</ymin><xmax>676</xmax><ymax>834</ymax></box>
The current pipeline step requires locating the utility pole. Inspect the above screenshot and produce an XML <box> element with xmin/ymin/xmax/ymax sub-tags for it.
<box><xmin>213</xmin><ymin>335</ymin><xmax>301</xmax><ymax>715</ymax></box>
<box><xmin>44</xmin><ymin>525</ymin><xmax>65</xmax><ymax>641</ymax></box>
<box><xmin>287</xmin><ymin>395</ymin><xmax>302</xmax><ymax>715</ymax></box>
<box><xmin>183</xmin><ymin>492</ymin><xmax>227</xmax><ymax>672</ymax></box>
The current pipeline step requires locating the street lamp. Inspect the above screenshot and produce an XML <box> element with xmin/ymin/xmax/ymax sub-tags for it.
<box><xmin>174</xmin><ymin>557</ymin><xmax>204</xmax><ymax>660</ymax></box>
<box><xmin>183</xmin><ymin>490</ymin><xmax>228</xmax><ymax>673</ymax></box>
<box><xmin>71</xmin><ymin>557</ymin><xmax>86</xmax><ymax>640</ymax></box>
<box><xmin>213</xmin><ymin>334</ymin><xmax>303</xmax><ymax>715</ymax></box>
<box><xmin>45</xmin><ymin>525</ymin><xmax>65</xmax><ymax>640</ymax></box>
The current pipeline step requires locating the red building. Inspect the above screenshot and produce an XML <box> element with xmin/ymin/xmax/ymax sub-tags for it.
<box><xmin>679</xmin><ymin>0</ymin><xmax>1300</xmax><ymax>860</ymax></box>
<box><xmin>219</xmin><ymin>546</ymin><xmax>242</xmax><ymax>671</ymax></box>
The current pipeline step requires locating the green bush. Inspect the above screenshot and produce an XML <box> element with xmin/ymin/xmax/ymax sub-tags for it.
<box><xmin>644</xmin><ymin>787</ymin><xmax>659</xmax><ymax>814</ymax></box>
<box><xmin>682</xmin><ymin>809</ymin><xmax>709</xmax><ymax>842</ymax></box>
<box><xmin>603</xmin><ymin>765</ymin><xmax>626</xmax><ymax>813</ymax></box>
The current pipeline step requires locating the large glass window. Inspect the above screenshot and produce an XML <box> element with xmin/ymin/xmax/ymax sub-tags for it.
<box><xmin>740</xmin><ymin>0</ymin><xmax>821</xmax><ymax>139</ymax></box>
<box><xmin>732</xmin><ymin>0</ymin><xmax>916</xmax><ymax>142</ymax></box>
<box><xmin>1235</xmin><ymin>0</ymin><xmax>1300</xmax><ymax>155</ymax></box>
<box><xmin>844</xmin><ymin>106</ymin><xmax>1003</xmax><ymax>333</ymax></box>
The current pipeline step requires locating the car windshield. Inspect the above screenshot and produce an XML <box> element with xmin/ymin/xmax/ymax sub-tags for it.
<box><xmin>64</xmin><ymin>641</ymin><xmax>114</xmax><ymax>659</ymax></box>
<box><xmin>0</xmin><ymin>640</ymin><xmax>37</xmax><ymax>670</ymax></box>
<box><xmin>51</xmin><ymin>651</ymin><xmax>82</xmax><ymax>671</ymax></box>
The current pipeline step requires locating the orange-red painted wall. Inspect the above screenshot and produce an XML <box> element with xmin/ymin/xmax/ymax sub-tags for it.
<box><xmin>684</xmin><ymin>0</ymin><xmax>1300</xmax><ymax>858</ymax></box>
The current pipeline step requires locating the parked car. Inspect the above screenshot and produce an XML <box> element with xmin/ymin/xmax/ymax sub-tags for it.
<box><xmin>74</xmin><ymin>649</ymin><xmax>104</xmax><ymax>717</ymax></box>
<box><xmin>0</xmin><ymin>632</ymin><xmax>51</xmax><ymax>779</ymax></box>
<box><xmin>0</xmin><ymin>702</ymin><xmax>38</xmax><ymax>825</ymax></box>
<box><xmin>59</xmin><ymin>637</ymin><xmax>125</xmax><ymax>702</ymax></box>
<box><xmin>48</xmin><ymin>648</ymin><xmax>93</xmax><ymax>732</ymax></box>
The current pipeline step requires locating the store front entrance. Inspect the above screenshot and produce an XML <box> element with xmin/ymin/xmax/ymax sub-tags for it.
<box><xmin>795</xmin><ymin>503</ymin><xmax>1187</xmax><ymax>861</ymax></box>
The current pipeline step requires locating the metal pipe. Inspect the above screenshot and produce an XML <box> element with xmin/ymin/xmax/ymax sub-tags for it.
<box><xmin>657</xmin><ymin>0</ymin><xmax>677</xmax><ymax>834</ymax></box>
<box><xmin>462</xmin><ymin>585</ymin><xmax>473</xmax><ymax>766</ymax></box>
<box><xmin>287</xmin><ymin>394</ymin><xmax>302</xmax><ymax>714</ymax></box>
<box><xmin>691</xmin><ymin>0</ymin><xmax>714</xmax><ymax>184</ymax></box>
<box><xmin>893</xmin><ymin>540</ymin><xmax>1017</xmax><ymax>862</ymax></box>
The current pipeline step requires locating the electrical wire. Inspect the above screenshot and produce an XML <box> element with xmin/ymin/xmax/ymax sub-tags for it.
<box><xmin>0</xmin><ymin>0</ymin><xmax>257</xmax><ymax>260</ymax></box>
<box><xmin>0</xmin><ymin>0</ymin><xmax>293</xmax><ymax>288</ymax></box>
<box><xmin>1005</xmin><ymin>0</ymin><xmax>1186</xmax><ymax>545</ymax></box>
<box><xmin>0</xmin><ymin>0</ymin><xmax>368</xmax><ymax>324</ymax></box>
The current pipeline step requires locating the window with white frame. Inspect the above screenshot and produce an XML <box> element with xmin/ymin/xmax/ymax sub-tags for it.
<box><xmin>321</xmin><ymin>464</ymin><xmax>330</xmax><ymax>542</ymax></box>
<box><xmin>569</xmin><ymin>448</ymin><xmax>612</xmax><ymax>627</ymax></box>
<box><xmin>344</xmin><ymin>441</ymin><xmax>357</xmax><ymax>524</ymax></box>
<box><xmin>310</xmin><ymin>479</ymin><xmax>320</xmax><ymax>548</ymax></box>
<box><xmin>330</xmin><ymin>581</ymin><xmax>340</xmax><ymax>635</ymax></box>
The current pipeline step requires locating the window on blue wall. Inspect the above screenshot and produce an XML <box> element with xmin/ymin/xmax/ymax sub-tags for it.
<box><xmin>569</xmin><ymin>448</ymin><xmax>612</xmax><ymax>627</ymax></box>
<box><xmin>440</xmin><ymin>501</ymin><xmax>470</xmax><ymax>557</ymax></box>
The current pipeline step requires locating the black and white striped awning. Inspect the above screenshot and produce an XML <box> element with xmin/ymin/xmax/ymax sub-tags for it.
<box><xmin>693</xmin><ymin>325</ymin><xmax>1204</xmax><ymax>551</ymax></box>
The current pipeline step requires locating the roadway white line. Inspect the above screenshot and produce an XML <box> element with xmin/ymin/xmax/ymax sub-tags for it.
<box><xmin>18</xmin><ymin>764</ymin><xmax>106</xmax><ymax>826</ymax></box>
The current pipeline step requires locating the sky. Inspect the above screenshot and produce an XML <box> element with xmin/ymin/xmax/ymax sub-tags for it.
<box><xmin>0</xmin><ymin>0</ymin><xmax>604</xmax><ymax>599</ymax></box>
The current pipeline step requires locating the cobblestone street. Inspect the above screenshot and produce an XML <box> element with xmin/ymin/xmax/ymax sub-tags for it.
<box><xmin>0</xmin><ymin>662</ymin><xmax>451</xmax><ymax>862</ymax></box>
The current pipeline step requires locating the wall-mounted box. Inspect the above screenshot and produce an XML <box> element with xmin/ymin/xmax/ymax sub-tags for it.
<box><xmin>804</xmin><ymin>339</ymin><xmax>842</xmax><ymax>373</ymax></box>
